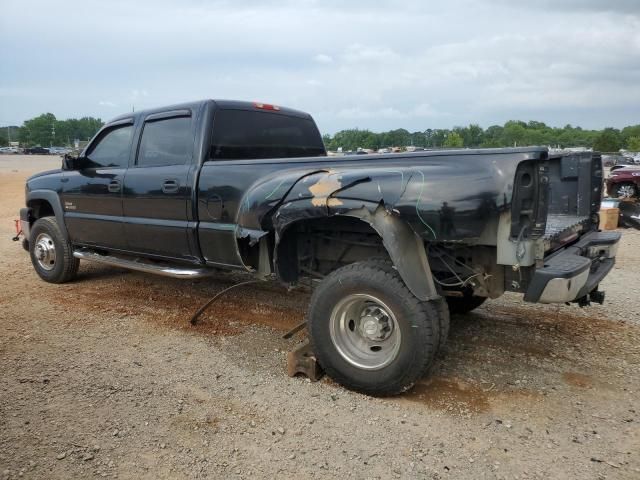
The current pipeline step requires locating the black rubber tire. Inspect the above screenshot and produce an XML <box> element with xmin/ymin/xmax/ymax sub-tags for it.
<box><xmin>357</xmin><ymin>258</ymin><xmax>449</xmax><ymax>353</ymax></box>
<box><xmin>446</xmin><ymin>295</ymin><xmax>487</xmax><ymax>315</ymax></box>
<box><xmin>433</xmin><ymin>296</ymin><xmax>451</xmax><ymax>353</ymax></box>
<box><xmin>308</xmin><ymin>260</ymin><xmax>440</xmax><ymax>396</ymax></box>
<box><xmin>29</xmin><ymin>217</ymin><xmax>79</xmax><ymax>283</ymax></box>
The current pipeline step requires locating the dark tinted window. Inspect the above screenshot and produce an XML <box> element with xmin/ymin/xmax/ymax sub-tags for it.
<box><xmin>138</xmin><ymin>116</ymin><xmax>192</xmax><ymax>167</ymax></box>
<box><xmin>210</xmin><ymin>109</ymin><xmax>325</xmax><ymax>160</ymax></box>
<box><xmin>86</xmin><ymin>125</ymin><xmax>133</xmax><ymax>168</ymax></box>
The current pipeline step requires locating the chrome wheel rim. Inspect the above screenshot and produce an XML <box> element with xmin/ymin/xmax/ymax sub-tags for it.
<box><xmin>34</xmin><ymin>233</ymin><xmax>56</xmax><ymax>271</ymax></box>
<box><xmin>618</xmin><ymin>185</ymin><xmax>636</xmax><ymax>198</ymax></box>
<box><xmin>329</xmin><ymin>294</ymin><xmax>401</xmax><ymax>370</ymax></box>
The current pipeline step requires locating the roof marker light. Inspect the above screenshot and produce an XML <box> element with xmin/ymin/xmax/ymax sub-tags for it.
<box><xmin>254</xmin><ymin>102</ymin><xmax>280</xmax><ymax>111</ymax></box>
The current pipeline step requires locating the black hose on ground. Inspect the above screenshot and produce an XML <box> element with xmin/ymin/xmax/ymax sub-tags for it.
<box><xmin>189</xmin><ymin>280</ymin><xmax>260</xmax><ymax>325</ymax></box>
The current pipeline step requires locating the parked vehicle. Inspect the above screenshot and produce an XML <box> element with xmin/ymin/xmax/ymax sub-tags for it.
<box><xmin>25</xmin><ymin>146</ymin><xmax>50</xmax><ymax>155</ymax></box>
<box><xmin>606</xmin><ymin>167</ymin><xmax>640</xmax><ymax>198</ymax></box>
<box><xmin>0</xmin><ymin>146</ymin><xmax>19</xmax><ymax>154</ymax></box>
<box><xmin>611</xmin><ymin>164</ymin><xmax>634</xmax><ymax>172</ymax></box>
<box><xmin>18</xmin><ymin>99</ymin><xmax>620</xmax><ymax>396</ymax></box>
<box><xmin>48</xmin><ymin>146</ymin><xmax>71</xmax><ymax>155</ymax></box>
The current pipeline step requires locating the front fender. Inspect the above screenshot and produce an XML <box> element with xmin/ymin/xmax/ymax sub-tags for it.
<box><xmin>26</xmin><ymin>190</ymin><xmax>69</xmax><ymax>241</ymax></box>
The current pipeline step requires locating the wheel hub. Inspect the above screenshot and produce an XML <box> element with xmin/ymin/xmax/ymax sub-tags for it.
<box><xmin>34</xmin><ymin>233</ymin><xmax>56</xmax><ymax>271</ymax></box>
<box><xmin>359</xmin><ymin>306</ymin><xmax>393</xmax><ymax>341</ymax></box>
<box><xmin>329</xmin><ymin>294</ymin><xmax>401</xmax><ymax>370</ymax></box>
<box><xmin>619</xmin><ymin>185</ymin><xmax>635</xmax><ymax>198</ymax></box>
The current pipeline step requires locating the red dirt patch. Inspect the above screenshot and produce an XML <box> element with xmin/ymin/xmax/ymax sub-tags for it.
<box><xmin>404</xmin><ymin>377</ymin><xmax>491</xmax><ymax>414</ymax></box>
<box><xmin>562</xmin><ymin>372</ymin><xmax>592</xmax><ymax>388</ymax></box>
<box><xmin>49</xmin><ymin>269</ymin><xmax>307</xmax><ymax>337</ymax></box>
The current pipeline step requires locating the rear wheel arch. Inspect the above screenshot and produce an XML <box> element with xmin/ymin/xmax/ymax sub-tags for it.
<box><xmin>273</xmin><ymin>210</ymin><xmax>439</xmax><ymax>301</ymax></box>
<box><xmin>274</xmin><ymin>215</ymin><xmax>388</xmax><ymax>283</ymax></box>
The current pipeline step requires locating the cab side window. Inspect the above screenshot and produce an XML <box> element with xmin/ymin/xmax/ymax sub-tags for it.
<box><xmin>85</xmin><ymin>125</ymin><xmax>133</xmax><ymax>168</ymax></box>
<box><xmin>137</xmin><ymin>116</ymin><xmax>192</xmax><ymax>167</ymax></box>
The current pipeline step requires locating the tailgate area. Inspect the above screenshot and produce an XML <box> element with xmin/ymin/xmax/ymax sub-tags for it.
<box><xmin>524</xmin><ymin>230</ymin><xmax>620</xmax><ymax>303</ymax></box>
<box><xmin>543</xmin><ymin>214</ymin><xmax>590</xmax><ymax>251</ymax></box>
<box><xmin>542</xmin><ymin>152</ymin><xmax>603</xmax><ymax>252</ymax></box>
<box><xmin>544</xmin><ymin>214</ymin><xmax>589</xmax><ymax>238</ymax></box>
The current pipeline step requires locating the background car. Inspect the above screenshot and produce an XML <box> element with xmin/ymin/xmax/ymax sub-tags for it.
<box><xmin>48</xmin><ymin>146</ymin><xmax>71</xmax><ymax>155</ymax></box>
<box><xmin>25</xmin><ymin>146</ymin><xmax>50</xmax><ymax>155</ymax></box>
<box><xmin>606</xmin><ymin>167</ymin><xmax>640</xmax><ymax>198</ymax></box>
<box><xmin>0</xmin><ymin>146</ymin><xmax>19</xmax><ymax>154</ymax></box>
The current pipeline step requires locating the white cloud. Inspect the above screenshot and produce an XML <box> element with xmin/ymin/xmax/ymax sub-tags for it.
<box><xmin>0</xmin><ymin>0</ymin><xmax>638</xmax><ymax>131</ymax></box>
<box><xmin>130</xmin><ymin>89</ymin><xmax>149</xmax><ymax>100</ymax></box>
<box><xmin>336</xmin><ymin>104</ymin><xmax>444</xmax><ymax>120</ymax></box>
<box><xmin>342</xmin><ymin>44</ymin><xmax>398</xmax><ymax>64</ymax></box>
<box><xmin>313</xmin><ymin>54</ymin><xmax>333</xmax><ymax>64</ymax></box>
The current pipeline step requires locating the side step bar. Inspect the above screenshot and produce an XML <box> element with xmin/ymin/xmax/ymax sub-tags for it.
<box><xmin>73</xmin><ymin>248</ymin><xmax>215</xmax><ymax>279</ymax></box>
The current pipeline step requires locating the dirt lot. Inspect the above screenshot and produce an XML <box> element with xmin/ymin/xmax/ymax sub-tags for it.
<box><xmin>1</xmin><ymin>155</ymin><xmax>639</xmax><ymax>479</ymax></box>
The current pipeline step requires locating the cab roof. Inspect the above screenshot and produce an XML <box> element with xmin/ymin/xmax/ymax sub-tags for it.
<box><xmin>107</xmin><ymin>99</ymin><xmax>312</xmax><ymax>125</ymax></box>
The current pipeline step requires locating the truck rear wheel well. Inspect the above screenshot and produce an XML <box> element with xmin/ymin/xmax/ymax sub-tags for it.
<box><xmin>275</xmin><ymin>216</ymin><xmax>389</xmax><ymax>283</ymax></box>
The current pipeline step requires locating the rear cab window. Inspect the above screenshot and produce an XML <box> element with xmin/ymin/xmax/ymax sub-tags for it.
<box><xmin>210</xmin><ymin>109</ymin><xmax>326</xmax><ymax>160</ymax></box>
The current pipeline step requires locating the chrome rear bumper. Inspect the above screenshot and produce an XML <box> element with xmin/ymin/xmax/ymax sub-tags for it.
<box><xmin>524</xmin><ymin>231</ymin><xmax>620</xmax><ymax>304</ymax></box>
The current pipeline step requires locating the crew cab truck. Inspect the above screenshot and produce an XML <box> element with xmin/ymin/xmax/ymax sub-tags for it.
<box><xmin>20</xmin><ymin>100</ymin><xmax>621</xmax><ymax>396</ymax></box>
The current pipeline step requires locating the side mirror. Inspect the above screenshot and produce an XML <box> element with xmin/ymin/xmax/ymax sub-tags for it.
<box><xmin>62</xmin><ymin>153</ymin><xmax>84</xmax><ymax>170</ymax></box>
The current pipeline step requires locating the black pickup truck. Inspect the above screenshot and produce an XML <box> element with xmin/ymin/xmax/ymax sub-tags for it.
<box><xmin>20</xmin><ymin>99</ymin><xmax>620</xmax><ymax>395</ymax></box>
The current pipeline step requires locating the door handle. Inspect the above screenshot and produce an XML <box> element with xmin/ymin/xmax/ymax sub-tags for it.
<box><xmin>108</xmin><ymin>180</ymin><xmax>121</xmax><ymax>193</ymax></box>
<box><xmin>162</xmin><ymin>180</ymin><xmax>179</xmax><ymax>194</ymax></box>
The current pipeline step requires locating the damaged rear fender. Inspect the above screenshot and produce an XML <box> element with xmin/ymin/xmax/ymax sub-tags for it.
<box><xmin>273</xmin><ymin>205</ymin><xmax>439</xmax><ymax>302</ymax></box>
<box><xmin>343</xmin><ymin>206</ymin><xmax>439</xmax><ymax>301</ymax></box>
<box><xmin>236</xmin><ymin>168</ymin><xmax>438</xmax><ymax>300</ymax></box>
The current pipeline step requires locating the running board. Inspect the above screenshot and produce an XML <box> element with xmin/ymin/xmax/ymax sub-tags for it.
<box><xmin>73</xmin><ymin>248</ymin><xmax>214</xmax><ymax>279</ymax></box>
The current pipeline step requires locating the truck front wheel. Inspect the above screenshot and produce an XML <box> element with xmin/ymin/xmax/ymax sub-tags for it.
<box><xmin>29</xmin><ymin>217</ymin><xmax>79</xmax><ymax>283</ymax></box>
<box><xmin>308</xmin><ymin>260</ymin><xmax>441</xmax><ymax>396</ymax></box>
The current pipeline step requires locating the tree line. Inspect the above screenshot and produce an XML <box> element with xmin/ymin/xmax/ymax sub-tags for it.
<box><xmin>2</xmin><ymin>114</ymin><xmax>640</xmax><ymax>153</ymax></box>
<box><xmin>0</xmin><ymin>113</ymin><xmax>104</xmax><ymax>147</ymax></box>
<box><xmin>323</xmin><ymin>121</ymin><xmax>640</xmax><ymax>153</ymax></box>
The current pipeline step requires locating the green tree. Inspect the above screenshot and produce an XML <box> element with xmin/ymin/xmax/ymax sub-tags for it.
<box><xmin>0</xmin><ymin>126</ymin><xmax>21</xmax><ymax>146</ymax></box>
<box><xmin>621</xmin><ymin>125</ymin><xmax>640</xmax><ymax>146</ymax></box>
<box><xmin>481</xmin><ymin>125</ymin><xmax>504</xmax><ymax>147</ymax></box>
<box><xmin>322</xmin><ymin>121</ymin><xmax>637</xmax><ymax>154</ymax></box>
<box><xmin>463</xmin><ymin>123</ymin><xmax>484</xmax><ymax>147</ymax></box>
<box><xmin>16</xmin><ymin>115</ymin><xmax>103</xmax><ymax>147</ymax></box>
<box><xmin>593</xmin><ymin>128</ymin><xmax>622</xmax><ymax>152</ymax></box>
<box><xmin>443</xmin><ymin>132</ymin><xmax>464</xmax><ymax>148</ymax></box>
<box><xmin>20</xmin><ymin>113</ymin><xmax>57</xmax><ymax>146</ymax></box>
<box><xmin>322</xmin><ymin>133</ymin><xmax>332</xmax><ymax>149</ymax></box>
<box><xmin>502</xmin><ymin>121</ymin><xmax>528</xmax><ymax>146</ymax></box>
<box><xmin>627</xmin><ymin>136</ymin><xmax>640</xmax><ymax>151</ymax></box>
<box><xmin>429</xmin><ymin>129</ymin><xmax>450</xmax><ymax>147</ymax></box>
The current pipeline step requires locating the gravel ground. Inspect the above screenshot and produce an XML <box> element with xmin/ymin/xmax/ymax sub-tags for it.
<box><xmin>0</xmin><ymin>155</ymin><xmax>639</xmax><ymax>479</ymax></box>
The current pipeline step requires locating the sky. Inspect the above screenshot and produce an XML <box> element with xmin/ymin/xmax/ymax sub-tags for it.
<box><xmin>1</xmin><ymin>0</ymin><xmax>639</xmax><ymax>134</ymax></box>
